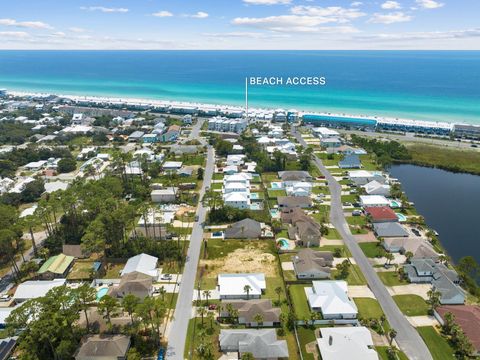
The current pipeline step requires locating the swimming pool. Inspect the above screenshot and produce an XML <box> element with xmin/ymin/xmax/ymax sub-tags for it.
<box><xmin>96</xmin><ymin>287</ymin><xmax>109</xmax><ymax>301</ymax></box>
<box><xmin>396</xmin><ymin>213</ymin><xmax>407</xmax><ymax>222</ymax></box>
<box><xmin>250</xmin><ymin>193</ymin><xmax>259</xmax><ymax>200</ymax></box>
<box><xmin>250</xmin><ymin>203</ymin><xmax>262</xmax><ymax>210</ymax></box>
<box><xmin>270</xmin><ymin>182</ymin><xmax>283</xmax><ymax>189</ymax></box>
<box><xmin>390</xmin><ymin>200</ymin><xmax>401</xmax><ymax>208</ymax></box>
<box><xmin>270</xmin><ymin>209</ymin><xmax>280</xmax><ymax>218</ymax></box>
<box><xmin>277</xmin><ymin>238</ymin><xmax>290</xmax><ymax>250</ymax></box>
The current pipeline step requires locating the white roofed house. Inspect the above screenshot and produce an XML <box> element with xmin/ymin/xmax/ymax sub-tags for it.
<box><xmin>285</xmin><ymin>181</ymin><xmax>313</xmax><ymax>197</ymax></box>
<box><xmin>305</xmin><ymin>280</ymin><xmax>358</xmax><ymax>319</ymax></box>
<box><xmin>218</xmin><ymin>273</ymin><xmax>266</xmax><ymax>300</ymax></box>
<box><xmin>13</xmin><ymin>279</ymin><xmax>67</xmax><ymax>303</ymax></box>
<box><xmin>151</xmin><ymin>187</ymin><xmax>177</xmax><ymax>203</ymax></box>
<box><xmin>363</xmin><ymin>180</ymin><xmax>391</xmax><ymax>196</ymax></box>
<box><xmin>223</xmin><ymin>192</ymin><xmax>251</xmax><ymax>209</ymax></box>
<box><xmin>226</xmin><ymin>154</ymin><xmax>246</xmax><ymax>166</ymax></box>
<box><xmin>349</xmin><ymin>170</ymin><xmax>386</xmax><ymax>186</ymax></box>
<box><xmin>162</xmin><ymin>161</ymin><xmax>183</xmax><ymax>171</ymax></box>
<box><xmin>121</xmin><ymin>253</ymin><xmax>158</xmax><ymax>279</ymax></box>
<box><xmin>359</xmin><ymin>195</ymin><xmax>390</xmax><ymax>208</ymax></box>
<box><xmin>317</xmin><ymin>327</ymin><xmax>379</xmax><ymax>360</ymax></box>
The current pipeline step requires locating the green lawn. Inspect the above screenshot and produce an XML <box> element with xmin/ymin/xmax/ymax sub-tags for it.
<box><xmin>296</xmin><ymin>326</ymin><xmax>318</xmax><ymax>360</ymax></box>
<box><xmin>267</xmin><ymin>189</ymin><xmax>287</xmax><ymax>198</ymax></box>
<box><xmin>211</xmin><ymin>182</ymin><xmax>222</xmax><ymax>190</ymax></box>
<box><xmin>359</xmin><ymin>242</ymin><xmax>385</xmax><ymax>258</ymax></box>
<box><xmin>417</xmin><ymin>326</ymin><xmax>456</xmax><ymax>360</ymax></box>
<box><xmin>341</xmin><ymin>194</ymin><xmax>358</xmax><ymax>203</ymax></box>
<box><xmin>346</xmin><ymin>216</ymin><xmax>367</xmax><ymax>226</ymax></box>
<box><xmin>212</xmin><ymin>173</ymin><xmax>223</xmax><ymax>180</ymax></box>
<box><xmin>184</xmin><ymin>318</ymin><xmax>221</xmax><ymax>360</ymax></box>
<box><xmin>354</xmin><ymin>298</ymin><xmax>384</xmax><ymax>319</ymax></box>
<box><xmin>392</xmin><ymin>295</ymin><xmax>430</xmax><ymax>316</ymax></box>
<box><xmin>333</xmin><ymin>264</ymin><xmax>367</xmax><ymax>285</ymax></box>
<box><xmin>289</xmin><ymin>284</ymin><xmax>311</xmax><ymax>320</ymax></box>
<box><xmin>324</xmin><ymin>228</ymin><xmax>341</xmax><ymax>240</ymax></box>
<box><xmin>315</xmin><ymin>244</ymin><xmax>351</xmax><ymax>257</ymax></box>
<box><xmin>376</xmin><ymin>346</ymin><xmax>409</xmax><ymax>360</ymax></box>
<box><xmin>377</xmin><ymin>272</ymin><xmax>407</xmax><ymax>287</ymax></box>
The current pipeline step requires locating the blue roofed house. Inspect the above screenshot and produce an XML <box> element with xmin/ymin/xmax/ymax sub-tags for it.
<box><xmin>142</xmin><ymin>133</ymin><xmax>159</xmax><ymax>143</ymax></box>
<box><xmin>160</xmin><ymin>125</ymin><xmax>181</xmax><ymax>142</ymax></box>
<box><xmin>338</xmin><ymin>154</ymin><xmax>362</xmax><ymax>169</ymax></box>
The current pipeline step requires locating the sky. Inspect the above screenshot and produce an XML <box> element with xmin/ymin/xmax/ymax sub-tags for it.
<box><xmin>0</xmin><ymin>0</ymin><xmax>479</xmax><ymax>49</ymax></box>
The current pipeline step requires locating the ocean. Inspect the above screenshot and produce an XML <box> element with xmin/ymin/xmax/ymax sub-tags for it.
<box><xmin>0</xmin><ymin>50</ymin><xmax>479</xmax><ymax>124</ymax></box>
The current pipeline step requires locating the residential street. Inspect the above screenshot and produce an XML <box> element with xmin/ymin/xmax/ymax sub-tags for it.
<box><xmin>166</xmin><ymin>145</ymin><xmax>215</xmax><ymax>360</ymax></box>
<box><xmin>292</xmin><ymin>127</ymin><xmax>433</xmax><ymax>360</ymax></box>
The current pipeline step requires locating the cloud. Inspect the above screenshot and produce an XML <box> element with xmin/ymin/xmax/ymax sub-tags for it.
<box><xmin>351</xmin><ymin>2</ymin><xmax>363</xmax><ymax>6</ymax></box>
<box><xmin>233</xmin><ymin>6</ymin><xmax>365</xmax><ymax>32</ymax></box>
<box><xmin>0</xmin><ymin>18</ymin><xmax>53</xmax><ymax>29</ymax></box>
<box><xmin>69</xmin><ymin>27</ymin><xmax>87</xmax><ymax>33</ymax></box>
<box><xmin>415</xmin><ymin>0</ymin><xmax>444</xmax><ymax>9</ymax></box>
<box><xmin>0</xmin><ymin>31</ymin><xmax>30</xmax><ymax>38</ymax></box>
<box><xmin>369</xmin><ymin>12</ymin><xmax>412</xmax><ymax>24</ymax></box>
<box><xmin>80</xmin><ymin>6</ymin><xmax>129</xmax><ymax>13</ymax></box>
<box><xmin>152</xmin><ymin>11</ymin><xmax>173</xmax><ymax>18</ymax></box>
<box><xmin>356</xmin><ymin>28</ymin><xmax>480</xmax><ymax>41</ymax></box>
<box><xmin>381</xmin><ymin>1</ymin><xmax>402</xmax><ymax>9</ymax></box>
<box><xmin>203</xmin><ymin>31</ymin><xmax>291</xmax><ymax>39</ymax></box>
<box><xmin>186</xmin><ymin>11</ymin><xmax>209</xmax><ymax>18</ymax></box>
<box><xmin>243</xmin><ymin>0</ymin><xmax>292</xmax><ymax>4</ymax></box>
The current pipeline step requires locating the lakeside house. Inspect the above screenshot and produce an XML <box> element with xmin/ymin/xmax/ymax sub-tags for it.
<box><xmin>349</xmin><ymin>170</ymin><xmax>386</xmax><ymax>186</ymax></box>
<box><xmin>382</xmin><ymin>237</ymin><xmax>439</xmax><ymax>261</ymax></box>
<box><xmin>316</xmin><ymin>327</ymin><xmax>379</xmax><ymax>360</ymax></box>
<box><xmin>364</xmin><ymin>206</ymin><xmax>398</xmax><ymax>223</ymax></box>
<box><xmin>219</xmin><ymin>329</ymin><xmax>288</xmax><ymax>359</ymax></box>
<box><xmin>338</xmin><ymin>154</ymin><xmax>362</xmax><ymax>169</ymax></box>
<box><xmin>363</xmin><ymin>180</ymin><xmax>391</xmax><ymax>196</ymax></box>
<box><xmin>359</xmin><ymin>195</ymin><xmax>390</xmax><ymax>208</ymax></box>
<box><xmin>218</xmin><ymin>273</ymin><xmax>266</xmax><ymax>300</ymax></box>
<box><xmin>373</xmin><ymin>222</ymin><xmax>409</xmax><ymax>238</ymax></box>
<box><xmin>306</xmin><ymin>280</ymin><xmax>358</xmax><ymax>319</ymax></box>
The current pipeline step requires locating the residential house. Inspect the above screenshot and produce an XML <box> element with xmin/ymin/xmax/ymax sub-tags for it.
<box><xmin>373</xmin><ymin>222</ymin><xmax>409</xmax><ymax>238</ymax></box>
<box><xmin>160</xmin><ymin>125</ymin><xmax>181</xmax><ymax>142</ymax></box>
<box><xmin>62</xmin><ymin>244</ymin><xmax>88</xmax><ymax>259</ymax></box>
<box><xmin>177</xmin><ymin>166</ymin><xmax>194</xmax><ymax>177</ymax></box>
<box><xmin>183</xmin><ymin>115</ymin><xmax>193</xmax><ymax>125</ymax></box>
<box><xmin>0</xmin><ymin>337</ymin><xmax>17</xmax><ymax>360</ymax></box>
<box><xmin>218</xmin><ymin>273</ymin><xmax>266</xmax><ymax>300</ymax></box>
<box><xmin>226</xmin><ymin>154</ymin><xmax>246</xmax><ymax>166</ymax></box>
<box><xmin>312</xmin><ymin>127</ymin><xmax>339</xmax><ymax>138</ymax></box>
<box><xmin>277</xmin><ymin>196</ymin><xmax>312</xmax><ymax>209</ymax></box>
<box><xmin>108</xmin><ymin>271</ymin><xmax>153</xmax><ymax>300</ymax></box>
<box><xmin>224</xmin><ymin>218</ymin><xmax>262</xmax><ymax>239</ymax></box>
<box><xmin>128</xmin><ymin>131</ymin><xmax>145</xmax><ymax>142</ymax></box>
<box><xmin>219</xmin><ymin>329</ymin><xmax>289</xmax><ymax>359</ymax></box>
<box><xmin>321</xmin><ymin>137</ymin><xmax>342</xmax><ymax>148</ymax></box>
<box><xmin>317</xmin><ymin>327</ymin><xmax>379</xmax><ymax>360</ymax></box>
<box><xmin>220</xmin><ymin>299</ymin><xmax>281</xmax><ymax>327</ymax></box>
<box><xmin>151</xmin><ymin>187</ymin><xmax>177</xmax><ymax>203</ymax></box>
<box><xmin>404</xmin><ymin>259</ymin><xmax>465</xmax><ymax>304</ymax></box>
<box><xmin>306</xmin><ymin>280</ymin><xmax>358</xmax><ymax>319</ymax></box>
<box><xmin>278</xmin><ymin>171</ymin><xmax>313</xmax><ymax>185</ymax></box>
<box><xmin>363</xmin><ymin>180</ymin><xmax>391</xmax><ymax>196</ymax></box>
<box><xmin>13</xmin><ymin>279</ymin><xmax>67</xmax><ymax>303</ymax></box>
<box><xmin>74</xmin><ymin>334</ymin><xmax>130</xmax><ymax>360</ymax></box>
<box><xmin>293</xmin><ymin>249</ymin><xmax>333</xmax><ymax>279</ymax></box>
<box><xmin>338</xmin><ymin>154</ymin><xmax>362</xmax><ymax>169</ymax></box>
<box><xmin>381</xmin><ymin>237</ymin><xmax>439</xmax><ymax>261</ymax></box>
<box><xmin>359</xmin><ymin>195</ymin><xmax>390</xmax><ymax>208</ymax></box>
<box><xmin>142</xmin><ymin>133</ymin><xmax>159</xmax><ymax>143</ymax></box>
<box><xmin>285</xmin><ymin>181</ymin><xmax>313</xmax><ymax>197</ymax></box>
<box><xmin>223</xmin><ymin>165</ymin><xmax>238</xmax><ymax>175</ymax></box>
<box><xmin>223</xmin><ymin>192</ymin><xmax>251</xmax><ymax>210</ymax></box>
<box><xmin>349</xmin><ymin>170</ymin><xmax>386</xmax><ymax>186</ymax></box>
<box><xmin>435</xmin><ymin>305</ymin><xmax>480</xmax><ymax>356</ymax></box>
<box><xmin>364</xmin><ymin>206</ymin><xmax>398</xmax><ymax>223</ymax></box>
<box><xmin>282</xmin><ymin>208</ymin><xmax>322</xmax><ymax>247</ymax></box>
<box><xmin>121</xmin><ymin>253</ymin><xmax>158</xmax><ymax>278</ymax></box>
<box><xmin>37</xmin><ymin>254</ymin><xmax>74</xmax><ymax>279</ymax></box>
<box><xmin>162</xmin><ymin>161</ymin><xmax>183</xmax><ymax>171</ymax></box>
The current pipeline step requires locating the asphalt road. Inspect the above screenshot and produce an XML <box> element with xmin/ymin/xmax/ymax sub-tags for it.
<box><xmin>293</xmin><ymin>127</ymin><xmax>433</xmax><ymax>360</ymax></box>
<box><xmin>166</xmin><ymin>145</ymin><xmax>214</xmax><ymax>360</ymax></box>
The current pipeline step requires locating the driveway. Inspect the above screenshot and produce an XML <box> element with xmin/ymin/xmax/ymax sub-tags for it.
<box><xmin>388</xmin><ymin>284</ymin><xmax>432</xmax><ymax>300</ymax></box>
<box><xmin>293</xmin><ymin>127</ymin><xmax>433</xmax><ymax>360</ymax></box>
<box><xmin>348</xmin><ymin>285</ymin><xmax>376</xmax><ymax>298</ymax></box>
<box><xmin>407</xmin><ymin>316</ymin><xmax>440</xmax><ymax>327</ymax></box>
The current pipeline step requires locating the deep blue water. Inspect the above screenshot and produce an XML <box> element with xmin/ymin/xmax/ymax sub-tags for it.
<box><xmin>389</xmin><ymin>164</ymin><xmax>480</xmax><ymax>264</ymax></box>
<box><xmin>0</xmin><ymin>50</ymin><xmax>479</xmax><ymax>124</ymax></box>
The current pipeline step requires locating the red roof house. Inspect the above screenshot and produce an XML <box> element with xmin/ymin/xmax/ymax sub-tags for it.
<box><xmin>364</xmin><ymin>206</ymin><xmax>398</xmax><ymax>223</ymax></box>
<box><xmin>436</xmin><ymin>305</ymin><xmax>480</xmax><ymax>355</ymax></box>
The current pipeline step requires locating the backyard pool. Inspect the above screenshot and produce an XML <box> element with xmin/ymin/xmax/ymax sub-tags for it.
<box><xmin>270</xmin><ymin>182</ymin><xmax>283</xmax><ymax>189</ymax></box>
<box><xmin>250</xmin><ymin>193</ymin><xmax>259</xmax><ymax>200</ymax></box>
<box><xmin>96</xmin><ymin>287</ymin><xmax>109</xmax><ymax>301</ymax></box>
<box><xmin>270</xmin><ymin>209</ymin><xmax>280</xmax><ymax>219</ymax></box>
<box><xmin>390</xmin><ymin>200</ymin><xmax>401</xmax><ymax>208</ymax></box>
<box><xmin>396</xmin><ymin>213</ymin><xmax>407</xmax><ymax>222</ymax></box>
<box><xmin>250</xmin><ymin>203</ymin><xmax>262</xmax><ymax>210</ymax></box>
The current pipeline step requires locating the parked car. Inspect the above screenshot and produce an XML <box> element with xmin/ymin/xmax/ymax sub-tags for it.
<box><xmin>343</xmin><ymin>202</ymin><xmax>352</xmax><ymax>207</ymax></box>
<box><xmin>208</xmin><ymin>304</ymin><xmax>217</xmax><ymax>310</ymax></box>
<box><xmin>161</xmin><ymin>274</ymin><xmax>173</xmax><ymax>281</ymax></box>
<box><xmin>195</xmin><ymin>215</ymin><xmax>199</xmax><ymax>222</ymax></box>
<box><xmin>352</xmin><ymin>210</ymin><xmax>362</xmax><ymax>216</ymax></box>
<box><xmin>411</xmin><ymin>229</ymin><xmax>421</xmax><ymax>237</ymax></box>
<box><xmin>0</xmin><ymin>294</ymin><xmax>11</xmax><ymax>302</ymax></box>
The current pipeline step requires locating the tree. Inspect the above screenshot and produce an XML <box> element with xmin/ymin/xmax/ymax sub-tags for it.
<box><xmin>57</xmin><ymin>158</ymin><xmax>77</xmax><ymax>173</ymax></box>
<box><xmin>75</xmin><ymin>283</ymin><xmax>96</xmax><ymax>333</ymax></box>
<box><xmin>202</xmin><ymin>290</ymin><xmax>211</xmax><ymax>306</ymax></box>
<box><xmin>274</xmin><ymin>286</ymin><xmax>283</xmax><ymax>304</ymax></box>
<box><xmin>198</xmin><ymin>307</ymin><xmax>207</xmax><ymax>326</ymax></box>
<box><xmin>457</xmin><ymin>256</ymin><xmax>478</xmax><ymax>278</ymax></box>
<box><xmin>388</xmin><ymin>328</ymin><xmax>397</xmax><ymax>346</ymax></box>
<box><xmin>207</xmin><ymin>311</ymin><xmax>215</xmax><ymax>331</ymax></box>
<box><xmin>427</xmin><ymin>289</ymin><xmax>441</xmax><ymax>313</ymax></box>
<box><xmin>404</xmin><ymin>251</ymin><xmax>414</xmax><ymax>263</ymax></box>
<box><xmin>244</xmin><ymin>285</ymin><xmax>252</xmax><ymax>300</ymax></box>
<box><xmin>333</xmin><ymin>247</ymin><xmax>343</xmax><ymax>258</ymax></box>
<box><xmin>98</xmin><ymin>295</ymin><xmax>119</xmax><ymax>330</ymax></box>
<box><xmin>442</xmin><ymin>311</ymin><xmax>456</xmax><ymax>335</ymax></box>
<box><xmin>241</xmin><ymin>352</ymin><xmax>255</xmax><ymax>360</ymax></box>
<box><xmin>336</xmin><ymin>259</ymin><xmax>351</xmax><ymax>279</ymax></box>
<box><xmin>197</xmin><ymin>167</ymin><xmax>204</xmax><ymax>180</ymax></box>
<box><xmin>122</xmin><ymin>294</ymin><xmax>140</xmax><ymax>325</ymax></box>
<box><xmin>387</xmin><ymin>346</ymin><xmax>399</xmax><ymax>360</ymax></box>
<box><xmin>385</xmin><ymin>252</ymin><xmax>394</xmax><ymax>266</ymax></box>
<box><xmin>253</xmin><ymin>313</ymin><xmax>264</xmax><ymax>329</ymax></box>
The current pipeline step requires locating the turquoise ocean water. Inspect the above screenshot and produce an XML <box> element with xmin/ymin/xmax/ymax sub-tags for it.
<box><xmin>0</xmin><ymin>50</ymin><xmax>479</xmax><ymax>124</ymax></box>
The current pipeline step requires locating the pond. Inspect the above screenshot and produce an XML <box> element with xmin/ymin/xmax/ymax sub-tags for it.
<box><xmin>389</xmin><ymin>164</ymin><xmax>480</xmax><ymax>264</ymax></box>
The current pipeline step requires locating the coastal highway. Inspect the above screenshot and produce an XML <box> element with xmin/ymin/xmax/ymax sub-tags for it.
<box><xmin>166</xmin><ymin>144</ymin><xmax>214</xmax><ymax>360</ymax></box>
<box><xmin>292</xmin><ymin>127</ymin><xmax>433</xmax><ymax>360</ymax></box>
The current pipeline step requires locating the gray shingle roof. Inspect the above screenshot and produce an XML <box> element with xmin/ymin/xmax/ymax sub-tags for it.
<box><xmin>224</xmin><ymin>218</ymin><xmax>262</xmax><ymax>239</ymax></box>
<box><xmin>373</xmin><ymin>222</ymin><xmax>409</xmax><ymax>238</ymax></box>
<box><xmin>219</xmin><ymin>329</ymin><xmax>288</xmax><ymax>358</ymax></box>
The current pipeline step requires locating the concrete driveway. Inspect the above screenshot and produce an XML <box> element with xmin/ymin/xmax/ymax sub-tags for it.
<box><xmin>388</xmin><ymin>284</ymin><xmax>432</xmax><ymax>300</ymax></box>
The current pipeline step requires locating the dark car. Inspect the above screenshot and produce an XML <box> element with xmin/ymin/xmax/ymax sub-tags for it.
<box><xmin>195</xmin><ymin>215</ymin><xmax>199</xmax><ymax>221</ymax></box>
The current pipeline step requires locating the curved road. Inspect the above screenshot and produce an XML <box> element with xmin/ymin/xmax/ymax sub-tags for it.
<box><xmin>293</xmin><ymin>127</ymin><xmax>432</xmax><ymax>360</ymax></box>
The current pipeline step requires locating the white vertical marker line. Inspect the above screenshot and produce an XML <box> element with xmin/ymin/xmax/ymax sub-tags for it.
<box><xmin>245</xmin><ymin>77</ymin><xmax>248</xmax><ymax>121</ymax></box>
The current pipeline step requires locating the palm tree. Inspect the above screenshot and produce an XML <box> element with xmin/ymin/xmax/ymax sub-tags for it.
<box><xmin>207</xmin><ymin>311</ymin><xmax>215</xmax><ymax>331</ymax></box>
<box><xmin>202</xmin><ymin>290</ymin><xmax>211</xmax><ymax>306</ymax></box>
<box><xmin>404</xmin><ymin>251</ymin><xmax>414</xmax><ymax>263</ymax></box>
<box><xmin>159</xmin><ymin>287</ymin><xmax>167</xmax><ymax>302</ymax></box>
<box><xmin>253</xmin><ymin>313</ymin><xmax>264</xmax><ymax>329</ymax></box>
<box><xmin>388</xmin><ymin>328</ymin><xmax>397</xmax><ymax>346</ymax></box>
<box><xmin>244</xmin><ymin>285</ymin><xmax>252</xmax><ymax>300</ymax></box>
<box><xmin>274</xmin><ymin>286</ymin><xmax>283</xmax><ymax>304</ymax></box>
<box><xmin>385</xmin><ymin>252</ymin><xmax>394</xmax><ymax>266</ymax></box>
<box><xmin>198</xmin><ymin>307</ymin><xmax>207</xmax><ymax>326</ymax></box>
<box><xmin>122</xmin><ymin>294</ymin><xmax>140</xmax><ymax>325</ymax></box>
<box><xmin>427</xmin><ymin>289</ymin><xmax>441</xmax><ymax>313</ymax></box>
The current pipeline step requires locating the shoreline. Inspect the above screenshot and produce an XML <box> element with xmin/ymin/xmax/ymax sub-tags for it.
<box><xmin>6</xmin><ymin>89</ymin><xmax>468</xmax><ymax>130</ymax></box>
